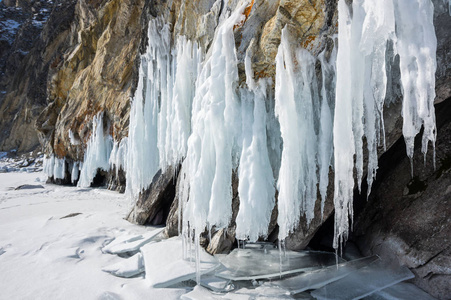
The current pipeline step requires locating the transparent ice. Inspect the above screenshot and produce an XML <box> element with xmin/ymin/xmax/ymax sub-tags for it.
<box><xmin>365</xmin><ymin>282</ymin><xmax>437</xmax><ymax>300</ymax></box>
<box><xmin>269</xmin><ymin>255</ymin><xmax>379</xmax><ymax>294</ymax></box>
<box><xmin>310</xmin><ymin>260</ymin><xmax>414</xmax><ymax>300</ymax></box>
<box><xmin>215</xmin><ymin>248</ymin><xmax>341</xmax><ymax>280</ymax></box>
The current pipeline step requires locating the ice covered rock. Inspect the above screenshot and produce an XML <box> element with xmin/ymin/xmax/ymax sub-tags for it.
<box><xmin>126</xmin><ymin>167</ymin><xmax>177</xmax><ymax>226</ymax></box>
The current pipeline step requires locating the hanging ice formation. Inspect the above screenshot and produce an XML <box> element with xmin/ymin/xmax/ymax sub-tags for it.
<box><xmin>235</xmin><ymin>53</ymin><xmax>276</xmax><ymax>242</ymax></box>
<box><xmin>182</xmin><ymin>3</ymin><xmax>249</xmax><ymax>236</ymax></box>
<box><xmin>43</xmin><ymin>112</ymin><xmax>111</xmax><ymax>186</ymax></box>
<box><xmin>126</xmin><ymin>17</ymin><xmax>202</xmax><ymax>198</ymax></box>
<box><xmin>78</xmin><ymin>112</ymin><xmax>113</xmax><ymax>187</ymax></box>
<box><xmin>333</xmin><ymin>0</ymin><xmax>437</xmax><ymax>249</ymax></box>
<box><xmin>43</xmin><ymin>154</ymin><xmax>66</xmax><ymax>180</ymax></box>
<box><xmin>445</xmin><ymin>0</ymin><xmax>451</xmax><ymax>15</ymax></box>
<box><xmin>275</xmin><ymin>28</ymin><xmax>336</xmax><ymax>240</ymax></box>
<box><xmin>109</xmin><ymin>137</ymin><xmax>128</xmax><ymax>176</ymax></box>
<box><xmin>42</xmin><ymin>0</ymin><xmax>438</xmax><ymax>252</ymax></box>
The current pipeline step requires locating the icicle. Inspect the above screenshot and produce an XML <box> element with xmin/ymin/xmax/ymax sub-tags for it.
<box><xmin>44</xmin><ymin>154</ymin><xmax>66</xmax><ymax>180</ymax></box>
<box><xmin>109</xmin><ymin>137</ymin><xmax>128</xmax><ymax>176</ymax></box>
<box><xmin>126</xmin><ymin>18</ymin><xmax>201</xmax><ymax>198</ymax></box>
<box><xmin>183</xmin><ymin>3</ymin><xmax>247</xmax><ymax>236</ymax></box>
<box><xmin>333</xmin><ymin>0</ymin><xmax>437</xmax><ymax>249</ymax></box>
<box><xmin>78</xmin><ymin>112</ymin><xmax>113</xmax><ymax>188</ymax></box>
<box><xmin>194</xmin><ymin>232</ymin><xmax>201</xmax><ymax>285</ymax></box>
<box><xmin>334</xmin><ymin>0</ymin><xmax>358</xmax><ymax>249</ymax></box>
<box><xmin>71</xmin><ymin>162</ymin><xmax>79</xmax><ymax>183</ymax></box>
<box><xmin>126</xmin><ymin>19</ymin><xmax>165</xmax><ymax>197</ymax></box>
<box><xmin>394</xmin><ymin>0</ymin><xmax>437</xmax><ymax>167</ymax></box>
<box><xmin>317</xmin><ymin>44</ymin><xmax>336</xmax><ymax>219</ymax></box>
<box><xmin>43</xmin><ymin>154</ymin><xmax>54</xmax><ymax>178</ymax></box>
<box><xmin>235</xmin><ymin>53</ymin><xmax>275</xmax><ymax>242</ymax></box>
<box><xmin>275</xmin><ymin>28</ymin><xmax>321</xmax><ymax>241</ymax></box>
<box><xmin>53</xmin><ymin>157</ymin><xmax>65</xmax><ymax>179</ymax></box>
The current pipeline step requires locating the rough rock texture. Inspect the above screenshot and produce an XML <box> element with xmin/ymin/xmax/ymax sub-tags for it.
<box><xmin>0</xmin><ymin>0</ymin><xmax>72</xmax><ymax>152</ymax></box>
<box><xmin>354</xmin><ymin>98</ymin><xmax>451</xmax><ymax>299</ymax></box>
<box><xmin>36</xmin><ymin>0</ymin><xmax>145</xmax><ymax>162</ymax></box>
<box><xmin>126</xmin><ymin>166</ymin><xmax>177</xmax><ymax>226</ymax></box>
<box><xmin>434</xmin><ymin>1</ymin><xmax>451</xmax><ymax>104</ymax></box>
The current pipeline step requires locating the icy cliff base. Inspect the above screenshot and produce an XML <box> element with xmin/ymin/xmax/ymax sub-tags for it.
<box><xmin>42</xmin><ymin>0</ymin><xmax>441</xmax><ymax>254</ymax></box>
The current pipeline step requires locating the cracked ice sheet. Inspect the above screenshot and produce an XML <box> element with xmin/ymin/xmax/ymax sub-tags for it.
<box><xmin>0</xmin><ymin>172</ymin><xmax>181</xmax><ymax>299</ymax></box>
<box><xmin>181</xmin><ymin>285</ymin><xmax>294</xmax><ymax>300</ymax></box>
<box><xmin>311</xmin><ymin>260</ymin><xmax>414</xmax><ymax>300</ymax></box>
<box><xmin>141</xmin><ymin>237</ymin><xmax>219</xmax><ymax>287</ymax></box>
<box><xmin>364</xmin><ymin>282</ymin><xmax>437</xmax><ymax>300</ymax></box>
<box><xmin>215</xmin><ymin>248</ymin><xmax>342</xmax><ymax>280</ymax></box>
<box><xmin>269</xmin><ymin>256</ymin><xmax>380</xmax><ymax>294</ymax></box>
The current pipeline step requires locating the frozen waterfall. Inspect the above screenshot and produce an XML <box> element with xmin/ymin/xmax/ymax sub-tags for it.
<box><xmin>43</xmin><ymin>0</ymin><xmax>438</xmax><ymax>253</ymax></box>
<box><xmin>126</xmin><ymin>18</ymin><xmax>202</xmax><ymax>198</ymax></box>
<box><xmin>78</xmin><ymin>112</ymin><xmax>113</xmax><ymax>188</ymax></box>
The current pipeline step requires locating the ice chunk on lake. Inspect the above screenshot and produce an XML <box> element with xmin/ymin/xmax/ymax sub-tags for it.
<box><xmin>215</xmin><ymin>248</ymin><xmax>341</xmax><ymax>280</ymax></box>
<box><xmin>310</xmin><ymin>260</ymin><xmax>414</xmax><ymax>300</ymax></box>
<box><xmin>102</xmin><ymin>227</ymin><xmax>163</xmax><ymax>254</ymax></box>
<box><xmin>141</xmin><ymin>237</ymin><xmax>219</xmax><ymax>288</ymax></box>
<box><xmin>181</xmin><ymin>286</ymin><xmax>251</xmax><ymax>300</ymax></box>
<box><xmin>270</xmin><ymin>255</ymin><xmax>379</xmax><ymax>294</ymax></box>
<box><xmin>102</xmin><ymin>252</ymin><xmax>144</xmax><ymax>278</ymax></box>
<box><xmin>199</xmin><ymin>274</ymin><xmax>231</xmax><ymax>292</ymax></box>
<box><xmin>365</xmin><ymin>282</ymin><xmax>437</xmax><ymax>300</ymax></box>
<box><xmin>234</xmin><ymin>286</ymin><xmax>294</xmax><ymax>299</ymax></box>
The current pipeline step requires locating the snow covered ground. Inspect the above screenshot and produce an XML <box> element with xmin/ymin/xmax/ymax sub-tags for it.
<box><xmin>0</xmin><ymin>172</ymin><xmax>188</xmax><ymax>299</ymax></box>
<box><xmin>0</xmin><ymin>169</ymin><xmax>432</xmax><ymax>300</ymax></box>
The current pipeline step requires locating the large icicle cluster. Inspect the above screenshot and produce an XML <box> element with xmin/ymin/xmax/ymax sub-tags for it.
<box><xmin>43</xmin><ymin>112</ymin><xmax>113</xmax><ymax>187</ymax></box>
<box><xmin>181</xmin><ymin>4</ymin><xmax>246</xmax><ymax>235</ymax></box>
<box><xmin>235</xmin><ymin>54</ymin><xmax>275</xmax><ymax>242</ymax></box>
<box><xmin>78</xmin><ymin>112</ymin><xmax>113</xmax><ymax>187</ymax></box>
<box><xmin>42</xmin><ymin>0</ymin><xmax>438</xmax><ymax>252</ymax></box>
<box><xmin>275</xmin><ymin>28</ymin><xmax>336</xmax><ymax>240</ymax></box>
<box><xmin>126</xmin><ymin>18</ymin><xmax>202</xmax><ymax>198</ymax></box>
<box><xmin>43</xmin><ymin>155</ymin><xmax>66</xmax><ymax>180</ymax></box>
<box><xmin>333</xmin><ymin>0</ymin><xmax>437</xmax><ymax>248</ymax></box>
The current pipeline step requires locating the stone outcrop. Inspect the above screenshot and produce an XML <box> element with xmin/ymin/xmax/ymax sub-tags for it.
<box><xmin>354</xmin><ymin>97</ymin><xmax>451</xmax><ymax>299</ymax></box>
<box><xmin>0</xmin><ymin>0</ymin><xmax>69</xmax><ymax>153</ymax></box>
<box><xmin>126</xmin><ymin>166</ymin><xmax>177</xmax><ymax>226</ymax></box>
<box><xmin>36</xmin><ymin>0</ymin><xmax>145</xmax><ymax>163</ymax></box>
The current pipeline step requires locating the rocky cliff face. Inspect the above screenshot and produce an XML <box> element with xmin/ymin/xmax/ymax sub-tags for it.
<box><xmin>1</xmin><ymin>0</ymin><xmax>450</xmax><ymax>297</ymax></box>
<box><xmin>36</xmin><ymin>0</ymin><xmax>144</xmax><ymax>162</ymax></box>
<box><xmin>0</xmin><ymin>0</ymin><xmax>66</xmax><ymax>152</ymax></box>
